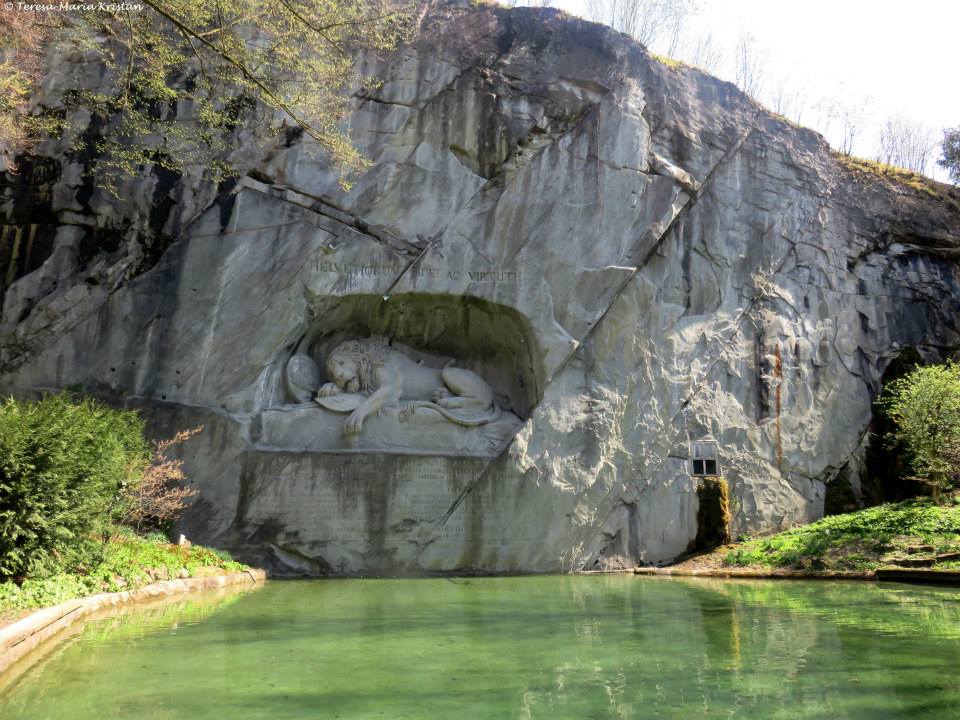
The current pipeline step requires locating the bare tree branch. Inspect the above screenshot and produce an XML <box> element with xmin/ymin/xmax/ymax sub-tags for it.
<box><xmin>878</xmin><ymin>115</ymin><xmax>936</xmax><ymax>174</ymax></box>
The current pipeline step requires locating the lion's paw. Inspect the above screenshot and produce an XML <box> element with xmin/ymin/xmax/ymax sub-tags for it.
<box><xmin>318</xmin><ymin>382</ymin><xmax>341</xmax><ymax>398</ymax></box>
<box><xmin>345</xmin><ymin>409</ymin><xmax>365</xmax><ymax>435</ymax></box>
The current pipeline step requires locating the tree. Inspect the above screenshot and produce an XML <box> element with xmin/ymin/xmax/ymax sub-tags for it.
<box><xmin>788</xmin><ymin>89</ymin><xmax>809</xmax><ymax>126</ymax></box>
<box><xmin>877</xmin><ymin>115</ymin><xmax>936</xmax><ymax>174</ymax></box>
<box><xmin>733</xmin><ymin>32</ymin><xmax>764</xmax><ymax>99</ymax></box>
<box><xmin>1</xmin><ymin>1</ymin><xmax>415</xmax><ymax>190</ymax></box>
<box><xmin>882</xmin><ymin>362</ymin><xmax>960</xmax><ymax>504</ymax></box>
<box><xmin>811</xmin><ymin>92</ymin><xmax>868</xmax><ymax>157</ymax></box>
<box><xmin>584</xmin><ymin>0</ymin><xmax>697</xmax><ymax>53</ymax></box>
<box><xmin>122</xmin><ymin>426</ymin><xmax>202</xmax><ymax>533</ymax></box>
<box><xmin>773</xmin><ymin>84</ymin><xmax>810</xmax><ymax>127</ymax></box>
<box><xmin>680</xmin><ymin>32</ymin><xmax>723</xmax><ymax>75</ymax></box>
<box><xmin>832</xmin><ymin>98</ymin><xmax>866</xmax><ymax>157</ymax></box>
<box><xmin>0</xmin><ymin>9</ymin><xmax>56</xmax><ymax>173</ymax></box>
<box><xmin>938</xmin><ymin>127</ymin><xmax>960</xmax><ymax>183</ymax></box>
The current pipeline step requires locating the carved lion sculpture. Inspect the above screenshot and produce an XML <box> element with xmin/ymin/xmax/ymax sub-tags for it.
<box><xmin>315</xmin><ymin>339</ymin><xmax>500</xmax><ymax>436</ymax></box>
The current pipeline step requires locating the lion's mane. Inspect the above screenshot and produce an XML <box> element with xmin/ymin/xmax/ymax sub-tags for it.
<box><xmin>326</xmin><ymin>340</ymin><xmax>388</xmax><ymax>394</ymax></box>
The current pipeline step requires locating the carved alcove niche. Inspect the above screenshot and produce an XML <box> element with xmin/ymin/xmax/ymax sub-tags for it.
<box><xmin>303</xmin><ymin>293</ymin><xmax>542</xmax><ymax>416</ymax></box>
<box><xmin>258</xmin><ymin>293</ymin><xmax>543</xmax><ymax>457</ymax></box>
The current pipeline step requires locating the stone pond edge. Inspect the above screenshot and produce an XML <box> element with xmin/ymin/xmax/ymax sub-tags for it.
<box><xmin>633</xmin><ymin>566</ymin><xmax>960</xmax><ymax>585</ymax></box>
<box><xmin>0</xmin><ymin>568</ymin><xmax>266</xmax><ymax>677</ymax></box>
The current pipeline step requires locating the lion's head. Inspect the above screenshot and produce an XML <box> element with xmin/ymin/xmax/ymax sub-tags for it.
<box><xmin>324</xmin><ymin>340</ymin><xmax>385</xmax><ymax>394</ymax></box>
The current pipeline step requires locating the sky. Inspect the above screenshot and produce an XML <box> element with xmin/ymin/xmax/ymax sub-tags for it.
<box><xmin>540</xmin><ymin>0</ymin><xmax>959</xmax><ymax>181</ymax></box>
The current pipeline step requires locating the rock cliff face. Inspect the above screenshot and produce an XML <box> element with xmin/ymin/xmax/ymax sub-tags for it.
<box><xmin>2</xmin><ymin>3</ymin><xmax>960</xmax><ymax>573</ymax></box>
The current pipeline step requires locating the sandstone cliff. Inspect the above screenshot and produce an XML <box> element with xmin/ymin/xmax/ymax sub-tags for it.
<box><xmin>2</xmin><ymin>2</ymin><xmax>959</xmax><ymax>573</ymax></box>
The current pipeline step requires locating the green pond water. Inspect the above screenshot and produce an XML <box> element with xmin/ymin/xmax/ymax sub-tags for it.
<box><xmin>2</xmin><ymin>576</ymin><xmax>960</xmax><ymax>719</ymax></box>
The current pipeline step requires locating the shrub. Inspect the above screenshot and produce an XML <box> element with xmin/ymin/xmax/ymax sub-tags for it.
<box><xmin>0</xmin><ymin>394</ymin><xmax>150</xmax><ymax>579</ymax></box>
<box><xmin>122</xmin><ymin>426</ymin><xmax>201</xmax><ymax>533</ymax></box>
<box><xmin>881</xmin><ymin>361</ymin><xmax>960</xmax><ymax>503</ymax></box>
<box><xmin>0</xmin><ymin>528</ymin><xmax>246</xmax><ymax>613</ymax></box>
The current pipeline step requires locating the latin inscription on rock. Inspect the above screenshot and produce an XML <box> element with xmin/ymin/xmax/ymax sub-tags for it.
<box><xmin>314</xmin><ymin>260</ymin><xmax>520</xmax><ymax>283</ymax></box>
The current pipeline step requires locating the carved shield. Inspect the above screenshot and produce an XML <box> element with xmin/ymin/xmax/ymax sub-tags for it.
<box><xmin>285</xmin><ymin>354</ymin><xmax>321</xmax><ymax>403</ymax></box>
<box><xmin>315</xmin><ymin>393</ymin><xmax>366</xmax><ymax>412</ymax></box>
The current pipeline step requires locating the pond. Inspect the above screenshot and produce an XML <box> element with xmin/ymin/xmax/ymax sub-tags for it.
<box><xmin>2</xmin><ymin>575</ymin><xmax>959</xmax><ymax>719</ymax></box>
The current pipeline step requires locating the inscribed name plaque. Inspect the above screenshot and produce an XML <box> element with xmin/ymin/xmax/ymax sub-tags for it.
<box><xmin>234</xmin><ymin>453</ymin><xmax>500</xmax><ymax>574</ymax></box>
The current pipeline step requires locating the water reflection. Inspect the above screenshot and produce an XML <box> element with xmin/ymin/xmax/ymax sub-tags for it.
<box><xmin>1</xmin><ymin>576</ymin><xmax>958</xmax><ymax>719</ymax></box>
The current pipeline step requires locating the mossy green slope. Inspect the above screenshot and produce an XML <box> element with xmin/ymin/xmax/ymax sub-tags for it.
<box><xmin>725</xmin><ymin>494</ymin><xmax>960</xmax><ymax>571</ymax></box>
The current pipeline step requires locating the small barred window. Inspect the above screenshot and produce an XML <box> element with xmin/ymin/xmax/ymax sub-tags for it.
<box><xmin>691</xmin><ymin>440</ymin><xmax>719</xmax><ymax>477</ymax></box>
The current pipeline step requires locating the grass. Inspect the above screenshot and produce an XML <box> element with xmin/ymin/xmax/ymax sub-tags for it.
<box><xmin>724</xmin><ymin>493</ymin><xmax>960</xmax><ymax>571</ymax></box>
<box><xmin>0</xmin><ymin>526</ymin><xmax>246</xmax><ymax>620</ymax></box>
<box><xmin>837</xmin><ymin>154</ymin><xmax>960</xmax><ymax>209</ymax></box>
<box><xmin>767</xmin><ymin>111</ymin><xmax>803</xmax><ymax>130</ymax></box>
<box><xmin>650</xmin><ymin>52</ymin><xmax>688</xmax><ymax>71</ymax></box>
